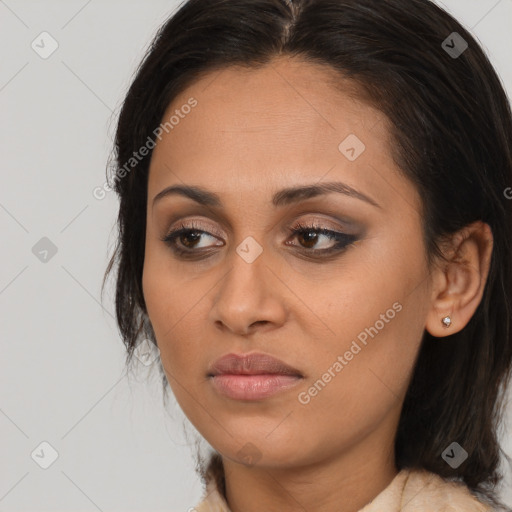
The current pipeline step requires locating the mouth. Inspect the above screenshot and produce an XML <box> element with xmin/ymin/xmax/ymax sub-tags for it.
<box><xmin>208</xmin><ymin>352</ymin><xmax>304</xmax><ymax>401</ymax></box>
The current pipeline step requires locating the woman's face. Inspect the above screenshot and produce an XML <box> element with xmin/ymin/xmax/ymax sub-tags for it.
<box><xmin>143</xmin><ymin>56</ymin><xmax>434</xmax><ymax>470</ymax></box>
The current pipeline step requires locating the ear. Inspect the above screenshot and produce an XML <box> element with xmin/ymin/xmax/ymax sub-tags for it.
<box><xmin>425</xmin><ymin>221</ymin><xmax>494</xmax><ymax>337</ymax></box>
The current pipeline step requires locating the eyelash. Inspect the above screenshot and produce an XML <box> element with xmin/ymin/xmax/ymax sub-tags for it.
<box><xmin>160</xmin><ymin>220</ymin><xmax>358</xmax><ymax>258</ymax></box>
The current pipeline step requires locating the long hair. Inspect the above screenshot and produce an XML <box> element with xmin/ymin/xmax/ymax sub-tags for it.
<box><xmin>102</xmin><ymin>1</ymin><xmax>512</xmax><ymax>508</ymax></box>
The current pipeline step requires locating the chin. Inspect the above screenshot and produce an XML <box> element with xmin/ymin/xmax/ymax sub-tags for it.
<box><xmin>206</xmin><ymin>429</ymin><xmax>308</xmax><ymax>468</ymax></box>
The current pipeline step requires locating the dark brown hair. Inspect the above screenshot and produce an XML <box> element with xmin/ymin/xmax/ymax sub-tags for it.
<box><xmin>102</xmin><ymin>0</ymin><xmax>512</xmax><ymax>509</ymax></box>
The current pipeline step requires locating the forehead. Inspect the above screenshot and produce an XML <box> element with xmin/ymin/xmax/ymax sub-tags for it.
<box><xmin>147</xmin><ymin>55</ymin><xmax>408</xmax><ymax>211</ymax></box>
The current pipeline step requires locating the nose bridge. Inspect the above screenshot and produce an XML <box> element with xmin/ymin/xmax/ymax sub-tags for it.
<box><xmin>219</xmin><ymin>239</ymin><xmax>267</xmax><ymax>310</ymax></box>
<box><xmin>209</xmin><ymin>236</ymin><xmax>285</xmax><ymax>334</ymax></box>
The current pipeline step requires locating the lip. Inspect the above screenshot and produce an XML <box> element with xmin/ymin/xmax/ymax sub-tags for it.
<box><xmin>208</xmin><ymin>352</ymin><xmax>303</xmax><ymax>400</ymax></box>
<box><xmin>209</xmin><ymin>352</ymin><xmax>302</xmax><ymax>376</ymax></box>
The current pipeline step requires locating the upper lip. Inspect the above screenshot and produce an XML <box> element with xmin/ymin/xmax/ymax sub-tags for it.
<box><xmin>209</xmin><ymin>352</ymin><xmax>303</xmax><ymax>377</ymax></box>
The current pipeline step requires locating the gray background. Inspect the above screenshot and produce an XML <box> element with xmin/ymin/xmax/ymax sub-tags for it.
<box><xmin>1</xmin><ymin>0</ymin><xmax>511</xmax><ymax>510</ymax></box>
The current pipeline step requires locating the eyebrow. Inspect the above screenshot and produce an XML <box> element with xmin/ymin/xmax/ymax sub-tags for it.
<box><xmin>152</xmin><ymin>181</ymin><xmax>381</xmax><ymax>209</ymax></box>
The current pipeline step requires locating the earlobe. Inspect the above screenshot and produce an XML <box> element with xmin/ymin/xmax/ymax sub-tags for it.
<box><xmin>424</xmin><ymin>221</ymin><xmax>493</xmax><ymax>338</ymax></box>
<box><xmin>441</xmin><ymin>315</ymin><xmax>452</xmax><ymax>328</ymax></box>
<box><xmin>426</xmin><ymin>307</ymin><xmax>455</xmax><ymax>337</ymax></box>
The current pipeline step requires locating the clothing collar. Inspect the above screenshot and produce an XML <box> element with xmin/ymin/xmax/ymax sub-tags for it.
<box><xmin>192</xmin><ymin>467</ymin><xmax>492</xmax><ymax>512</ymax></box>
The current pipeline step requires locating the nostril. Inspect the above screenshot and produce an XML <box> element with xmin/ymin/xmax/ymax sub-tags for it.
<box><xmin>250</xmin><ymin>320</ymin><xmax>268</xmax><ymax>328</ymax></box>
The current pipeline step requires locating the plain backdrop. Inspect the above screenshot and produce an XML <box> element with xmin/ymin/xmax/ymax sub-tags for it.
<box><xmin>1</xmin><ymin>0</ymin><xmax>511</xmax><ymax>510</ymax></box>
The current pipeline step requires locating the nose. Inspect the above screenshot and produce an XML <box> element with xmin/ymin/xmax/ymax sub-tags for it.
<box><xmin>208</xmin><ymin>248</ymin><xmax>288</xmax><ymax>336</ymax></box>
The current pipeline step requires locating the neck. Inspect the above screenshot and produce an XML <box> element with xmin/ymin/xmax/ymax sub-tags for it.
<box><xmin>221</xmin><ymin>431</ymin><xmax>399</xmax><ymax>512</ymax></box>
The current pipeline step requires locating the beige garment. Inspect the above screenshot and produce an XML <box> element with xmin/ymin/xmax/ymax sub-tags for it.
<box><xmin>192</xmin><ymin>468</ymin><xmax>493</xmax><ymax>512</ymax></box>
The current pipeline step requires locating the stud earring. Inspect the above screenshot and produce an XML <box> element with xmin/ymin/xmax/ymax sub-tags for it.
<box><xmin>441</xmin><ymin>315</ymin><xmax>452</xmax><ymax>328</ymax></box>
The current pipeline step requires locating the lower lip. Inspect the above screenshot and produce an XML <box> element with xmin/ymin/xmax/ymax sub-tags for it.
<box><xmin>210</xmin><ymin>374</ymin><xmax>302</xmax><ymax>400</ymax></box>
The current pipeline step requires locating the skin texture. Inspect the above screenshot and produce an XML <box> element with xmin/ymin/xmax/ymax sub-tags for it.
<box><xmin>142</xmin><ymin>55</ymin><xmax>493</xmax><ymax>512</ymax></box>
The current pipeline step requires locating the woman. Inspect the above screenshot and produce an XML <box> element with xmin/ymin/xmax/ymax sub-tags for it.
<box><xmin>102</xmin><ymin>0</ymin><xmax>512</xmax><ymax>510</ymax></box>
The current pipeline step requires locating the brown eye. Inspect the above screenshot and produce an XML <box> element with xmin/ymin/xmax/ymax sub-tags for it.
<box><xmin>177</xmin><ymin>230</ymin><xmax>203</xmax><ymax>249</ymax></box>
<box><xmin>160</xmin><ymin>220</ymin><xmax>224</xmax><ymax>255</ymax></box>
<box><xmin>160</xmin><ymin>220</ymin><xmax>359</xmax><ymax>259</ymax></box>
<box><xmin>286</xmin><ymin>222</ymin><xmax>359</xmax><ymax>254</ymax></box>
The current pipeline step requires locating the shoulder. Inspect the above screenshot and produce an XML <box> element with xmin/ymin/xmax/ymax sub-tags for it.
<box><xmin>399</xmin><ymin>468</ymin><xmax>494</xmax><ymax>512</ymax></box>
<box><xmin>190</xmin><ymin>467</ymin><xmax>495</xmax><ymax>512</ymax></box>
<box><xmin>359</xmin><ymin>468</ymin><xmax>494</xmax><ymax>512</ymax></box>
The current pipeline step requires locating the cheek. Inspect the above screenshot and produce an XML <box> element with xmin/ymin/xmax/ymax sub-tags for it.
<box><xmin>301</xmin><ymin>231</ymin><xmax>429</xmax><ymax>399</ymax></box>
<box><xmin>142</xmin><ymin>251</ymin><xmax>211</xmax><ymax>383</ymax></box>
<box><xmin>142</xmin><ymin>252</ymin><xmax>183</xmax><ymax>367</ymax></box>
<box><xmin>292</xmin><ymin>296</ymin><xmax>426</xmax><ymax>455</ymax></box>
<box><xmin>313</xmin><ymin>233</ymin><xmax>426</xmax><ymax>345</ymax></box>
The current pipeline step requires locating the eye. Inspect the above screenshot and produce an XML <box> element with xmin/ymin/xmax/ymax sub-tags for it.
<box><xmin>285</xmin><ymin>221</ymin><xmax>358</xmax><ymax>255</ymax></box>
<box><xmin>160</xmin><ymin>220</ymin><xmax>223</xmax><ymax>256</ymax></box>
<box><xmin>160</xmin><ymin>220</ymin><xmax>359</xmax><ymax>258</ymax></box>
